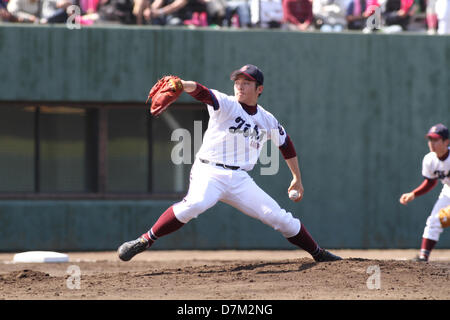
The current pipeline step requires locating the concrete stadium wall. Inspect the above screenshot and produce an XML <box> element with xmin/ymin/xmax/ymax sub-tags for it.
<box><xmin>0</xmin><ymin>25</ymin><xmax>449</xmax><ymax>251</ymax></box>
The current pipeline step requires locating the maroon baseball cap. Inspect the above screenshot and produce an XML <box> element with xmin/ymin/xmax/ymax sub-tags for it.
<box><xmin>230</xmin><ymin>64</ymin><xmax>264</xmax><ymax>85</ymax></box>
<box><xmin>426</xmin><ymin>123</ymin><xmax>449</xmax><ymax>140</ymax></box>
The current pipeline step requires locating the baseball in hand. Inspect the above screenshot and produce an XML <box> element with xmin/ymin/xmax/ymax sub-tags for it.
<box><xmin>289</xmin><ymin>190</ymin><xmax>301</xmax><ymax>201</ymax></box>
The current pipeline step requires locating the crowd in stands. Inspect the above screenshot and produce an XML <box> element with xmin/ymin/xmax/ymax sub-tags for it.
<box><xmin>0</xmin><ymin>0</ymin><xmax>449</xmax><ymax>34</ymax></box>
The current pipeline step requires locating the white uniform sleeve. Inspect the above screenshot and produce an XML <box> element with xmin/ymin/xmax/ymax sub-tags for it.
<box><xmin>422</xmin><ymin>153</ymin><xmax>437</xmax><ymax>179</ymax></box>
<box><xmin>266</xmin><ymin>114</ymin><xmax>288</xmax><ymax>147</ymax></box>
<box><xmin>206</xmin><ymin>89</ymin><xmax>237</xmax><ymax>123</ymax></box>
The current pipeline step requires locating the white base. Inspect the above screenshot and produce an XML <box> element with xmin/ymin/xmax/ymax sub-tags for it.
<box><xmin>13</xmin><ymin>251</ymin><xmax>69</xmax><ymax>263</ymax></box>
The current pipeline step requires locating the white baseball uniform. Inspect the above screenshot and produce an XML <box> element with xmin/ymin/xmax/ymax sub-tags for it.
<box><xmin>421</xmin><ymin>147</ymin><xmax>450</xmax><ymax>241</ymax></box>
<box><xmin>172</xmin><ymin>88</ymin><xmax>301</xmax><ymax>238</ymax></box>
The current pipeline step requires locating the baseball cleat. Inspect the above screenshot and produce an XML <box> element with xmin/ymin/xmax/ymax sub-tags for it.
<box><xmin>118</xmin><ymin>237</ymin><xmax>149</xmax><ymax>261</ymax></box>
<box><xmin>313</xmin><ymin>249</ymin><xmax>343</xmax><ymax>262</ymax></box>
<box><xmin>412</xmin><ymin>255</ymin><xmax>428</xmax><ymax>262</ymax></box>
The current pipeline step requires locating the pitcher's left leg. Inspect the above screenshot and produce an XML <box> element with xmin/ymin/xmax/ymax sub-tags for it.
<box><xmin>223</xmin><ymin>175</ymin><xmax>341</xmax><ymax>262</ymax></box>
<box><xmin>223</xmin><ymin>177</ymin><xmax>300</xmax><ymax>238</ymax></box>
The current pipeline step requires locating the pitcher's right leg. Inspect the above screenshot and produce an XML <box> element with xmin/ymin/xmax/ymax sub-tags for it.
<box><xmin>118</xmin><ymin>162</ymin><xmax>225</xmax><ymax>261</ymax></box>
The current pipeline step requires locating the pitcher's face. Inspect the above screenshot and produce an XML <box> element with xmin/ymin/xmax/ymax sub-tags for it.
<box><xmin>234</xmin><ymin>76</ymin><xmax>263</xmax><ymax>105</ymax></box>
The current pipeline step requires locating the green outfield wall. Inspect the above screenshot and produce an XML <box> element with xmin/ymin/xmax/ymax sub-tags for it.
<box><xmin>0</xmin><ymin>25</ymin><xmax>449</xmax><ymax>251</ymax></box>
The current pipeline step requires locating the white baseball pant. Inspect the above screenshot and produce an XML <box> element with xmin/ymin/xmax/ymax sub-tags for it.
<box><xmin>172</xmin><ymin>159</ymin><xmax>301</xmax><ymax>238</ymax></box>
<box><xmin>422</xmin><ymin>191</ymin><xmax>450</xmax><ymax>241</ymax></box>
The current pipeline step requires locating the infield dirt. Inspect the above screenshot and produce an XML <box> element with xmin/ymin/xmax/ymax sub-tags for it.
<box><xmin>0</xmin><ymin>250</ymin><xmax>449</xmax><ymax>300</ymax></box>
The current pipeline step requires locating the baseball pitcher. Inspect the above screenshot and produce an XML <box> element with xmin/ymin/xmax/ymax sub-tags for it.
<box><xmin>118</xmin><ymin>64</ymin><xmax>342</xmax><ymax>263</ymax></box>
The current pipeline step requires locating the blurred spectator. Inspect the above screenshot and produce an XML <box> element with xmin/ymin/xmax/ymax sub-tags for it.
<box><xmin>346</xmin><ymin>0</ymin><xmax>380</xmax><ymax>30</ymax></box>
<box><xmin>1</xmin><ymin>0</ymin><xmax>19</xmax><ymax>21</ymax></box>
<box><xmin>80</xmin><ymin>0</ymin><xmax>100</xmax><ymax>13</ymax></box>
<box><xmin>313</xmin><ymin>0</ymin><xmax>347</xmax><ymax>31</ymax></box>
<box><xmin>134</xmin><ymin>0</ymin><xmax>207</xmax><ymax>26</ymax></box>
<box><xmin>382</xmin><ymin>0</ymin><xmax>417</xmax><ymax>30</ymax></box>
<box><xmin>183</xmin><ymin>10</ymin><xmax>208</xmax><ymax>26</ymax></box>
<box><xmin>203</xmin><ymin>0</ymin><xmax>226</xmax><ymax>25</ymax></box>
<box><xmin>40</xmin><ymin>0</ymin><xmax>74</xmax><ymax>23</ymax></box>
<box><xmin>96</xmin><ymin>0</ymin><xmax>135</xmax><ymax>24</ymax></box>
<box><xmin>250</xmin><ymin>0</ymin><xmax>283</xmax><ymax>28</ymax></box>
<box><xmin>63</xmin><ymin>0</ymin><xmax>110</xmax><ymax>25</ymax></box>
<box><xmin>75</xmin><ymin>0</ymin><xmax>101</xmax><ymax>25</ymax></box>
<box><xmin>435</xmin><ymin>0</ymin><xmax>450</xmax><ymax>33</ymax></box>
<box><xmin>426</xmin><ymin>0</ymin><xmax>438</xmax><ymax>33</ymax></box>
<box><xmin>223</xmin><ymin>0</ymin><xmax>251</xmax><ymax>27</ymax></box>
<box><xmin>7</xmin><ymin>0</ymin><xmax>40</xmax><ymax>22</ymax></box>
<box><xmin>281</xmin><ymin>0</ymin><xmax>314</xmax><ymax>30</ymax></box>
<box><xmin>132</xmin><ymin>0</ymin><xmax>149</xmax><ymax>24</ymax></box>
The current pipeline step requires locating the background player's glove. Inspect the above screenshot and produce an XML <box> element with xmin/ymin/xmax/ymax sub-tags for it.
<box><xmin>146</xmin><ymin>76</ymin><xmax>183</xmax><ymax>116</ymax></box>
<box><xmin>438</xmin><ymin>205</ymin><xmax>450</xmax><ymax>228</ymax></box>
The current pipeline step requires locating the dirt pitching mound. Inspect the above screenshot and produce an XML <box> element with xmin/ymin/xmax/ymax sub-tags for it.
<box><xmin>0</xmin><ymin>255</ymin><xmax>448</xmax><ymax>300</ymax></box>
<box><xmin>0</xmin><ymin>269</ymin><xmax>50</xmax><ymax>282</ymax></box>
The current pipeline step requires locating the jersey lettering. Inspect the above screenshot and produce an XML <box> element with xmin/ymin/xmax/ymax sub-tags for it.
<box><xmin>229</xmin><ymin>117</ymin><xmax>246</xmax><ymax>133</ymax></box>
<box><xmin>229</xmin><ymin>117</ymin><xmax>266</xmax><ymax>143</ymax></box>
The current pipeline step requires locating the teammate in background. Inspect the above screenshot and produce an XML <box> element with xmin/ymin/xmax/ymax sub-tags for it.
<box><xmin>118</xmin><ymin>64</ymin><xmax>342</xmax><ymax>263</ymax></box>
<box><xmin>399</xmin><ymin>123</ymin><xmax>450</xmax><ymax>262</ymax></box>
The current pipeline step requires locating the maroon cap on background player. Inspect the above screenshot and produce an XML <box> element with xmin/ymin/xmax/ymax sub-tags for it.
<box><xmin>426</xmin><ymin>123</ymin><xmax>449</xmax><ymax>140</ymax></box>
<box><xmin>230</xmin><ymin>64</ymin><xmax>264</xmax><ymax>85</ymax></box>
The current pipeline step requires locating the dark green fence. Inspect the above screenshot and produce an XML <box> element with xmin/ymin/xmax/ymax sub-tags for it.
<box><xmin>0</xmin><ymin>25</ymin><xmax>448</xmax><ymax>250</ymax></box>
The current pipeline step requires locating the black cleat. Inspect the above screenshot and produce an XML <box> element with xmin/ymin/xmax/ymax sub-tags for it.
<box><xmin>313</xmin><ymin>249</ymin><xmax>343</xmax><ymax>262</ymax></box>
<box><xmin>118</xmin><ymin>237</ymin><xmax>149</xmax><ymax>261</ymax></box>
<box><xmin>412</xmin><ymin>255</ymin><xmax>428</xmax><ymax>262</ymax></box>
